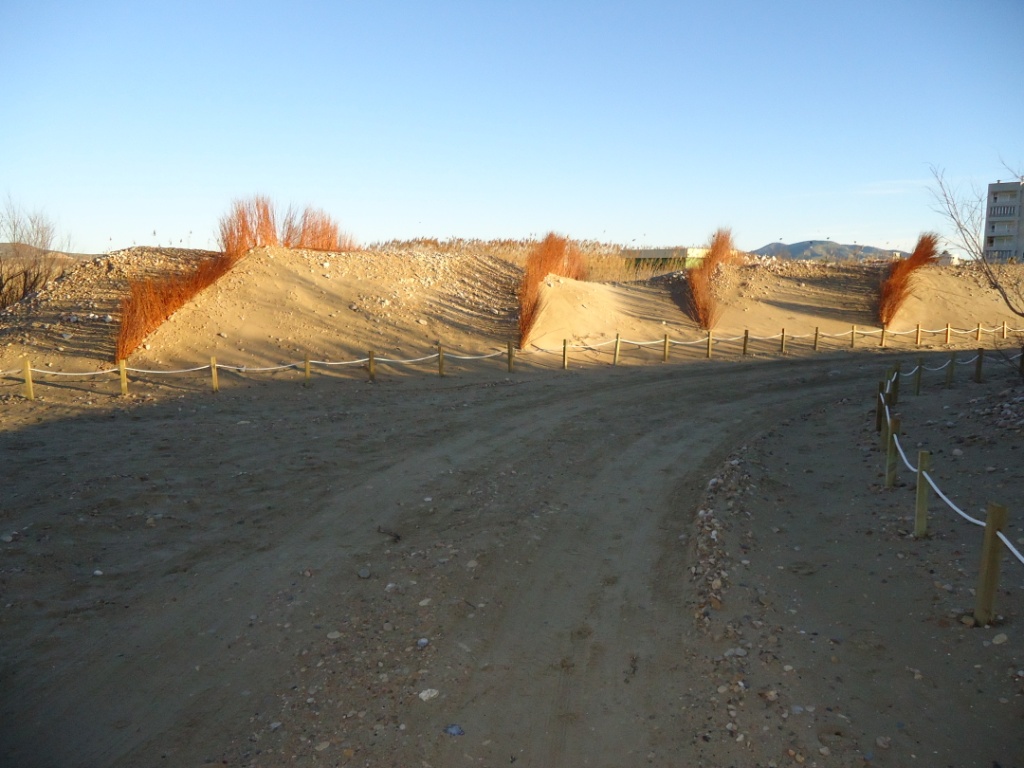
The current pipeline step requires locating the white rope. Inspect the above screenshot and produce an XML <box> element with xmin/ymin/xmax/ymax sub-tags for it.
<box><xmin>126</xmin><ymin>365</ymin><xmax>211</xmax><ymax>374</ymax></box>
<box><xmin>28</xmin><ymin>368</ymin><xmax>119</xmax><ymax>377</ymax></box>
<box><xmin>997</xmin><ymin>532</ymin><xmax>1024</xmax><ymax>567</ymax></box>
<box><xmin>310</xmin><ymin>358</ymin><xmax>369</xmax><ymax>366</ymax></box>
<box><xmin>922</xmin><ymin>471</ymin><xmax>985</xmax><ymax>527</ymax></box>
<box><xmin>891</xmin><ymin>434</ymin><xmax>917</xmax><ymax>473</ymax></box>
<box><xmin>956</xmin><ymin>354</ymin><xmax>979</xmax><ymax>365</ymax></box>
<box><xmin>376</xmin><ymin>354</ymin><xmax>439</xmax><ymax>364</ymax></box>
<box><xmin>923</xmin><ymin>361</ymin><xmax>950</xmax><ymax>371</ymax></box>
<box><xmin>618</xmin><ymin>338</ymin><xmax>664</xmax><ymax>346</ymax></box>
<box><xmin>217</xmin><ymin>363</ymin><xmax>296</xmax><ymax>372</ymax></box>
<box><xmin>447</xmin><ymin>351</ymin><xmax>505</xmax><ymax>360</ymax></box>
<box><xmin>900</xmin><ymin>365</ymin><xmax>921</xmax><ymax>376</ymax></box>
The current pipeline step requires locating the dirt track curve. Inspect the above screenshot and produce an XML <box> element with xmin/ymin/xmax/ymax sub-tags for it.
<box><xmin>0</xmin><ymin>354</ymin><xmax>900</xmax><ymax>768</ymax></box>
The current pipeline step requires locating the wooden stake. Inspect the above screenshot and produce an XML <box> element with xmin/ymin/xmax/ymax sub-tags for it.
<box><xmin>880</xmin><ymin>326</ymin><xmax>887</xmax><ymax>348</ymax></box>
<box><xmin>304</xmin><ymin>355</ymin><xmax>311</xmax><ymax>386</ymax></box>
<box><xmin>915</xmin><ymin>323</ymin><xmax>922</xmax><ymax>346</ymax></box>
<box><xmin>613</xmin><ymin>334</ymin><xmax>621</xmax><ymax>366</ymax></box>
<box><xmin>974</xmin><ymin>348</ymin><xmax>984</xmax><ymax>383</ymax></box>
<box><xmin>1001</xmin><ymin>320</ymin><xmax>1007</xmax><ymax>340</ymax></box>
<box><xmin>850</xmin><ymin>325</ymin><xmax>856</xmax><ymax>348</ymax></box>
<box><xmin>210</xmin><ymin>357</ymin><xmax>219</xmax><ymax>393</ymax></box>
<box><xmin>875</xmin><ymin>381</ymin><xmax>885</xmax><ymax>433</ymax></box>
<box><xmin>119</xmin><ymin>359</ymin><xmax>128</xmax><ymax>396</ymax></box>
<box><xmin>507</xmin><ymin>341</ymin><xmax>515</xmax><ymax>372</ymax></box>
<box><xmin>945</xmin><ymin>351</ymin><xmax>955</xmax><ymax>388</ymax></box>
<box><xmin>813</xmin><ymin>327</ymin><xmax>819</xmax><ymax>352</ymax></box>
<box><xmin>706</xmin><ymin>330</ymin><xmax>713</xmax><ymax>359</ymax></box>
<box><xmin>22</xmin><ymin>359</ymin><xmax>34</xmax><ymax>401</ymax></box>
<box><xmin>945</xmin><ymin>323</ymin><xmax>951</xmax><ymax>345</ymax></box>
<box><xmin>884</xmin><ymin>416</ymin><xmax>900</xmax><ymax>489</ymax></box>
<box><xmin>368</xmin><ymin>350</ymin><xmax>376</xmax><ymax>382</ymax></box>
<box><xmin>662</xmin><ymin>334</ymin><xmax>670</xmax><ymax>363</ymax></box>
<box><xmin>879</xmin><ymin>400</ymin><xmax>890</xmax><ymax>452</ymax></box>
<box><xmin>780</xmin><ymin>328</ymin><xmax>786</xmax><ymax>355</ymax></box>
<box><xmin>975</xmin><ymin>322</ymin><xmax>982</xmax><ymax>342</ymax></box>
<box><xmin>974</xmin><ymin>502</ymin><xmax>1008</xmax><ymax>626</ymax></box>
<box><xmin>742</xmin><ymin>329</ymin><xmax>749</xmax><ymax>356</ymax></box>
<box><xmin>437</xmin><ymin>344</ymin><xmax>445</xmax><ymax>377</ymax></box>
<box><xmin>914</xmin><ymin>451</ymin><xmax>931</xmax><ymax>537</ymax></box>
<box><xmin>562</xmin><ymin>340</ymin><xmax>568</xmax><ymax>370</ymax></box>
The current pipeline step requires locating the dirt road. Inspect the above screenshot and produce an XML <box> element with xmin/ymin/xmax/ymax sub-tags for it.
<box><xmin>0</xmin><ymin>355</ymin><xmax>866</xmax><ymax>766</ymax></box>
<box><xmin>2</xmin><ymin>353</ymin><xmax>1021</xmax><ymax>767</ymax></box>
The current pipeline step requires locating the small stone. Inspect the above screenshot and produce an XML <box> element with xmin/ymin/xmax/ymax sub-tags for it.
<box><xmin>992</xmin><ymin>633</ymin><xmax>1008</xmax><ymax>645</ymax></box>
<box><xmin>417</xmin><ymin>638</ymin><xmax>430</xmax><ymax>649</ymax></box>
<box><xmin>418</xmin><ymin>688</ymin><xmax>439</xmax><ymax>701</ymax></box>
<box><xmin>357</xmin><ymin>567</ymin><xmax>371</xmax><ymax>579</ymax></box>
<box><xmin>961</xmin><ymin>615</ymin><xmax>977</xmax><ymax>627</ymax></box>
<box><xmin>418</xmin><ymin>598</ymin><xmax>432</xmax><ymax>606</ymax></box>
<box><xmin>269</xmin><ymin>721</ymin><xmax>282</xmax><ymax>731</ymax></box>
<box><xmin>466</xmin><ymin>559</ymin><xmax>478</xmax><ymax>569</ymax></box>
<box><xmin>93</xmin><ymin>569</ymin><xmax>103</xmax><ymax>576</ymax></box>
<box><xmin>875</xmin><ymin>735</ymin><xmax>891</xmax><ymax>749</ymax></box>
<box><xmin>315</xmin><ymin>741</ymin><xmax>330</xmax><ymax>752</ymax></box>
<box><xmin>327</xmin><ymin>631</ymin><xmax>341</xmax><ymax>640</ymax></box>
<box><xmin>1</xmin><ymin>534</ymin><xmax>13</xmax><ymax>543</ymax></box>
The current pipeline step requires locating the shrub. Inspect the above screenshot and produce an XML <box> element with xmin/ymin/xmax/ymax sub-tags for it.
<box><xmin>217</xmin><ymin>195</ymin><xmax>280</xmax><ymax>263</ymax></box>
<box><xmin>281</xmin><ymin>206</ymin><xmax>357</xmax><ymax>251</ymax></box>
<box><xmin>685</xmin><ymin>228</ymin><xmax>733</xmax><ymax>329</ymax></box>
<box><xmin>878</xmin><ymin>233</ymin><xmax>938</xmax><ymax>327</ymax></box>
<box><xmin>518</xmin><ymin>233</ymin><xmax>587</xmax><ymax>346</ymax></box>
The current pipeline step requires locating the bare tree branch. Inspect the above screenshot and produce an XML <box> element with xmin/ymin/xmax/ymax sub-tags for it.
<box><xmin>929</xmin><ymin>165</ymin><xmax>1024</xmax><ymax>318</ymax></box>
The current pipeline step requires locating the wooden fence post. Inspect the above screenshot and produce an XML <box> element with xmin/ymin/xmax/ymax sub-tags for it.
<box><xmin>662</xmin><ymin>334</ymin><xmax>670</xmax><ymax>363</ymax></box>
<box><xmin>885</xmin><ymin>416</ymin><xmax>900</xmax><ymax>489</ymax></box>
<box><xmin>879</xmin><ymin>395</ymin><xmax>890</xmax><ymax>450</ymax></box>
<box><xmin>304</xmin><ymin>355</ymin><xmax>311</xmax><ymax>386</ymax></box>
<box><xmin>975</xmin><ymin>322</ymin><xmax>982</xmax><ymax>343</ymax></box>
<box><xmin>368</xmin><ymin>350</ymin><xmax>376</xmax><ymax>382</ymax></box>
<box><xmin>945</xmin><ymin>323</ymin><xmax>951</xmax><ymax>345</ymax></box>
<box><xmin>706</xmin><ymin>330</ymin><xmax>713</xmax><ymax>359</ymax></box>
<box><xmin>974</xmin><ymin>502</ymin><xmax>1008</xmax><ymax>626</ymax></box>
<box><xmin>780</xmin><ymin>328</ymin><xmax>787</xmax><ymax>355</ymax></box>
<box><xmin>851</xmin><ymin>325</ymin><xmax>857</xmax><ymax>348</ymax></box>
<box><xmin>562</xmin><ymin>340</ymin><xmax>568</xmax><ymax>370</ymax></box>
<box><xmin>914</xmin><ymin>450</ymin><xmax>931</xmax><ymax>537</ymax></box>
<box><xmin>1001</xmin><ymin>321</ymin><xmax>1007</xmax><ymax>340</ymax></box>
<box><xmin>507</xmin><ymin>341</ymin><xmax>515</xmax><ymax>372</ymax></box>
<box><xmin>22</xmin><ymin>359</ymin><xmax>34</xmax><ymax>401</ymax></box>
<box><xmin>880</xmin><ymin>326</ymin><xmax>887</xmax><ymax>348</ymax></box>
<box><xmin>875</xmin><ymin>381</ymin><xmax>885</xmax><ymax>433</ymax></box>
<box><xmin>742</xmin><ymin>329</ymin><xmax>749</xmax><ymax>357</ymax></box>
<box><xmin>974</xmin><ymin>348</ymin><xmax>984</xmax><ymax>383</ymax></box>
<box><xmin>438</xmin><ymin>344</ymin><xmax>445</xmax><ymax>377</ymax></box>
<box><xmin>915</xmin><ymin>323</ymin><xmax>922</xmax><ymax>346</ymax></box>
<box><xmin>210</xmin><ymin>357</ymin><xmax>219</xmax><ymax>393</ymax></box>
<box><xmin>613</xmin><ymin>334</ymin><xmax>621</xmax><ymax>366</ymax></box>
<box><xmin>945</xmin><ymin>351</ymin><xmax>955</xmax><ymax>388</ymax></box>
<box><xmin>813</xmin><ymin>327</ymin><xmax>819</xmax><ymax>352</ymax></box>
<box><xmin>914</xmin><ymin>356</ymin><xmax>923</xmax><ymax>396</ymax></box>
<box><xmin>119</xmin><ymin>359</ymin><xmax>129</xmax><ymax>396</ymax></box>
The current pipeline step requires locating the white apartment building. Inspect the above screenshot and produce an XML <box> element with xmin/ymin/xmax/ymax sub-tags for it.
<box><xmin>983</xmin><ymin>180</ymin><xmax>1024</xmax><ymax>262</ymax></box>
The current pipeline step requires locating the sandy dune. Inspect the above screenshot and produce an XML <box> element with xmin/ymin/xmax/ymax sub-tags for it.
<box><xmin>1</xmin><ymin>246</ymin><xmax>1022</xmax><ymax>767</ymax></box>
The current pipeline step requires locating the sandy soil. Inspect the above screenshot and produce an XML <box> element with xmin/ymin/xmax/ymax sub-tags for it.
<box><xmin>1</xmin><ymin>246</ymin><xmax>1023</xmax><ymax>767</ymax></box>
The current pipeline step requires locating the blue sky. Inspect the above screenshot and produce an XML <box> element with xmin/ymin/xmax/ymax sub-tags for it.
<box><xmin>2</xmin><ymin>0</ymin><xmax>1022</xmax><ymax>254</ymax></box>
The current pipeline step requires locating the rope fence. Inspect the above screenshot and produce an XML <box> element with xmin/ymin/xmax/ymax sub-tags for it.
<box><xmin>4</xmin><ymin>320</ymin><xmax>1024</xmax><ymax>399</ymax></box>
<box><xmin>875</xmin><ymin>352</ymin><xmax>1024</xmax><ymax>627</ymax></box>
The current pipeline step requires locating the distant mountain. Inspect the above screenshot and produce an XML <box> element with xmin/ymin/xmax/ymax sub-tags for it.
<box><xmin>752</xmin><ymin>241</ymin><xmax>905</xmax><ymax>261</ymax></box>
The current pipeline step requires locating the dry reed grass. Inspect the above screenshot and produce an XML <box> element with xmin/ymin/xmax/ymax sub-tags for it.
<box><xmin>115</xmin><ymin>254</ymin><xmax>234</xmax><ymax>360</ymax></box>
<box><xmin>518</xmin><ymin>233</ymin><xmax>587</xmax><ymax>346</ymax></box>
<box><xmin>281</xmin><ymin>206</ymin><xmax>357</xmax><ymax>251</ymax></box>
<box><xmin>685</xmin><ymin>228</ymin><xmax>734</xmax><ymax>329</ymax></box>
<box><xmin>878</xmin><ymin>232</ymin><xmax>938</xmax><ymax>327</ymax></box>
